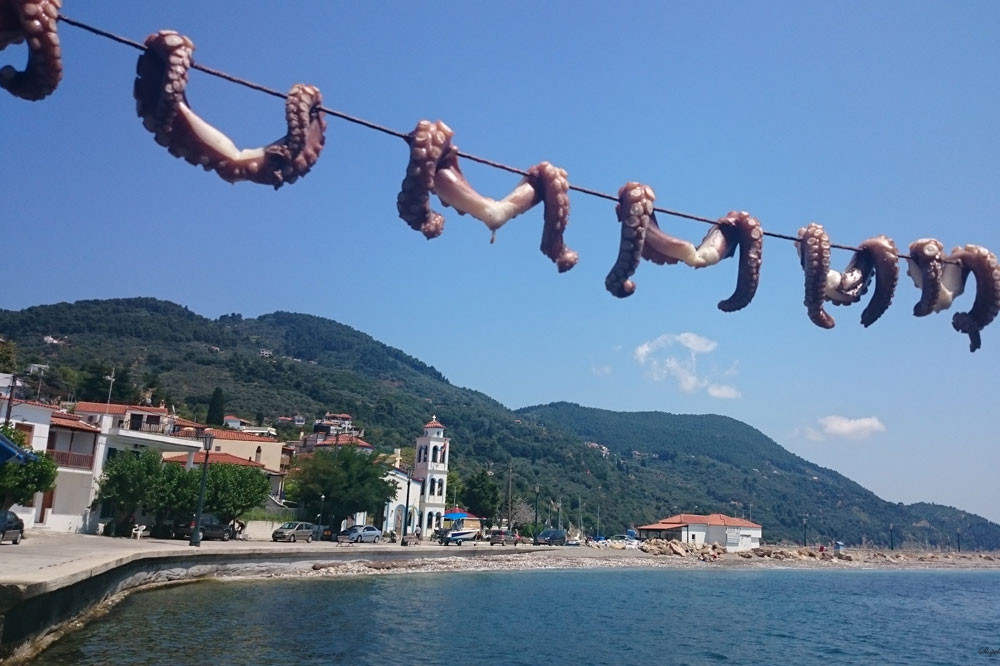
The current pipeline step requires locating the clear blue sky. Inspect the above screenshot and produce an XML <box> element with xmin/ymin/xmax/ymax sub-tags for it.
<box><xmin>4</xmin><ymin>2</ymin><xmax>999</xmax><ymax>521</ymax></box>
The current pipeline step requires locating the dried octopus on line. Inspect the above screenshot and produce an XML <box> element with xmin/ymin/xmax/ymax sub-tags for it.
<box><xmin>794</xmin><ymin>223</ymin><xmax>899</xmax><ymax>329</ymax></box>
<box><xmin>133</xmin><ymin>30</ymin><xmax>326</xmax><ymax>189</ymax></box>
<box><xmin>0</xmin><ymin>0</ymin><xmax>62</xmax><ymax>100</ymax></box>
<box><xmin>906</xmin><ymin>238</ymin><xmax>1000</xmax><ymax>352</ymax></box>
<box><xmin>397</xmin><ymin>119</ymin><xmax>577</xmax><ymax>273</ymax></box>
<box><xmin>605</xmin><ymin>182</ymin><xmax>763</xmax><ymax>312</ymax></box>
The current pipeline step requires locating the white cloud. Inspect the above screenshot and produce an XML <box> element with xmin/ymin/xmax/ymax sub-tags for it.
<box><xmin>591</xmin><ymin>364</ymin><xmax>613</xmax><ymax>376</ymax></box>
<box><xmin>633</xmin><ymin>332</ymin><xmax>739</xmax><ymax>400</ymax></box>
<box><xmin>817</xmin><ymin>415</ymin><xmax>886</xmax><ymax>439</ymax></box>
<box><xmin>707</xmin><ymin>384</ymin><xmax>741</xmax><ymax>399</ymax></box>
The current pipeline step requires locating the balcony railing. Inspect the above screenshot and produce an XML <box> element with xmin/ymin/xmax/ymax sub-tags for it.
<box><xmin>50</xmin><ymin>450</ymin><xmax>94</xmax><ymax>470</ymax></box>
<box><xmin>123</xmin><ymin>421</ymin><xmax>170</xmax><ymax>434</ymax></box>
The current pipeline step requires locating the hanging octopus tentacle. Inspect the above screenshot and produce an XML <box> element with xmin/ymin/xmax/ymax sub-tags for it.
<box><xmin>0</xmin><ymin>0</ymin><xmax>62</xmax><ymax>101</ymax></box>
<box><xmin>529</xmin><ymin>162</ymin><xmax>577</xmax><ymax>273</ymax></box>
<box><xmin>821</xmin><ymin>235</ymin><xmax>899</xmax><ymax>327</ymax></box>
<box><xmin>133</xmin><ymin>30</ymin><xmax>326</xmax><ymax>189</ymax></box>
<box><xmin>397</xmin><ymin>119</ymin><xmax>452</xmax><ymax>239</ymax></box>
<box><xmin>716</xmin><ymin>211</ymin><xmax>763</xmax><ymax>312</ymax></box>
<box><xmin>906</xmin><ymin>238</ymin><xmax>965</xmax><ymax>316</ymax></box>
<box><xmin>907</xmin><ymin>238</ymin><xmax>945</xmax><ymax>316</ymax></box>
<box><xmin>948</xmin><ymin>245</ymin><xmax>1000</xmax><ymax>352</ymax></box>
<box><xmin>638</xmin><ymin>209</ymin><xmax>762</xmax><ymax>311</ymax></box>
<box><xmin>397</xmin><ymin>120</ymin><xmax>577</xmax><ymax>271</ymax></box>
<box><xmin>796</xmin><ymin>223</ymin><xmax>835</xmax><ymax>329</ymax></box>
<box><xmin>605</xmin><ymin>182</ymin><xmax>653</xmax><ymax>298</ymax></box>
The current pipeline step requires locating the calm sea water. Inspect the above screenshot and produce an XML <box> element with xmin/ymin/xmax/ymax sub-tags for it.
<box><xmin>34</xmin><ymin>568</ymin><xmax>1000</xmax><ymax>665</ymax></box>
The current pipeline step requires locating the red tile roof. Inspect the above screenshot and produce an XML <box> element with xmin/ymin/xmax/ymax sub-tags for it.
<box><xmin>74</xmin><ymin>401</ymin><xmax>167</xmax><ymax>415</ymax></box>
<box><xmin>50</xmin><ymin>413</ymin><xmax>100</xmax><ymax>432</ymax></box>
<box><xmin>173</xmin><ymin>416</ymin><xmax>205</xmax><ymax>428</ymax></box>
<box><xmin>316</xmin><ymin>433</ymin><xmax>372</xmax><ymax>448</ymax></box>
<box><xmin>164</xmin><ymin>451</ymin><xmax>265</xmax><ymax>467</ymax></box>
<box><xmin>0</xmin><ymin>398</ymin><xmax>59</xmax><ymax>410</ymax></box>
<box><xmin>424</xmin><ymin>419</ymin><xmax>444</xmax><ymax>429</ymax></box>
<box><xmin>644</xmin><ymin>513</ymin><xmax>761</xmax><ymax>529</ymax></box>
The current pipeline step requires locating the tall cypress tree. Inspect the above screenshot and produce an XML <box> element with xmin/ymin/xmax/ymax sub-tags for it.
<box><xmin>206</xmin><ymin>387</ymin><xmax>225</xmax><ymax>425</ymax></box>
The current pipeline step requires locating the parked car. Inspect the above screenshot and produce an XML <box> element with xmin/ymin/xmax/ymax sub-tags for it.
<box><xmin>610</xmin><ymin>534</ymin><xmax>638</xmax><ymax>544</ymax></box>
<box><xmin>173</xmin><ymin>514</ymin><xmax>233</xmax><ymax>541</ymax></box>
<box><xmin>338</xmin><ymin>525</ymin><xmax>382</xmax><ymax>543</ymax></box>
<box><xmin>272</xmin><ymin>521</ymin><xmax>314</xmax><ymax>542</ymax></box>
<box><xmin>1</xmin><ymin>510</ymin><xmax>24</xmax><ymax>545</ymax></box>
<box><xmin>490</xmin><ymin>528</ymin><xmax>515</xmax><ymax>545</ymax></box>
<box><xmin>534</xmin><ymin>529</ymin><xmax>567</xmax><ymax>546</ymax></box>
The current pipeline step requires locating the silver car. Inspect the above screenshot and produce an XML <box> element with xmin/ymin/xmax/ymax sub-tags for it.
<box><xmin>272</xmin><ymin>521</ymin><xmax>314</xmax><ymax>543</ymax></box>
<box><xmin>340</xmin><ymin>525</ymin><xmax>382</xmax><ymax>543</ymax></box>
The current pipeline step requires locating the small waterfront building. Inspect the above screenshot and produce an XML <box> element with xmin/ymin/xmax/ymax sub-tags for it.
<box><xmin>638</xmin><ymin>513</ymin><xmax>762</xmax><ymax>551</ymax></box>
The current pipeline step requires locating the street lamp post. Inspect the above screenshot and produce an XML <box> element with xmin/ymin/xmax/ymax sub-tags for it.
<box><xmin>401</xmin><ymin>466</ymin><xmax>413</xmax><ymax>546</ymax></box>
<box><xmin>957</xmin><ymin>529</ymin><xmax>961</xmax><ymax>553</ymax></box>
<box><xmin>889</xmin><ymin>522</ymin><xmax>894</xmax><ymax>551</ymax></box>
<box><xmin>318</xmin><ymin>493</ymin><xmax>326</xmax><ymax>537</ymax></box>
<box><xmin>190</xmin><ymin>431</ymin><xmax>214</xmax><ymax>547</ymax></box>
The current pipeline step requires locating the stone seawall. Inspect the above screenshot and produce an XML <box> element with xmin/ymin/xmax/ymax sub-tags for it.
<box><xmin>0</xmin><ymin>545</ymin><xmax>524</xmax><ymax>663</ymax></box>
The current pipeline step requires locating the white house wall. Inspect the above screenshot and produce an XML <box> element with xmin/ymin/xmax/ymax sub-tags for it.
<box><xmin>45</xmin><ymin>470</ymin><xmax>93</xmax><ymax>532</ymax></box>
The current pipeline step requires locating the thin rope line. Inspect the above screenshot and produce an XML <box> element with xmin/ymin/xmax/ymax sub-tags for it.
<box><xmin>58</xmin><ymin>14</ymin><xmax>934</xmax><ymax>262</ymax></box>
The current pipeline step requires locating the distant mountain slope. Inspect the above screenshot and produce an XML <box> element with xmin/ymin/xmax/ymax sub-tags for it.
<box><xmin>2</xmin><ymin>299</ymin><xmax>997</xmax><ymax>548</ymax></box>
<box><xmin>516</xmin><ymin>402</ymin><xmax>1000</xmax><ymax>549</ymax></box>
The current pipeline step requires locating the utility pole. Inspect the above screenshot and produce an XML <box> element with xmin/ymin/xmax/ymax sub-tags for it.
<box><xmin>596</xmin><ymin>503</ymin><xmax>600</xmax><ymax>539</ymax></box>
<box><xmin>802</xmin><ymin>515</ymin><xmax>808</xmax><ymax>547</ymax></box>
<box><xmin>957</xmin><ymin>529</ymin><xmax>961</xmax><ymax>553</ymax></box>
<box><xmin>534</xmin><ymin>485</ymin><xmax>539</xmax><ymax>540</ymax></box>
<box><xmin>506</xmin><ymin>460</ymin><xmax>512</xmax><ymax>529</ymax></box>
<box><xmin>889</xmin><ymin>522</ymin><xmax>894</xmax><ymax>551</ymax></box>
<box><xmin>557</xmin><ymin>496</ymin><xmax>562</xmax><ymax>531</ymax></box>
<box><xmin>104</xmin><ymin>366</ymin><xmax>116</xmax><ymax>414</ymax></box>
<box><xmin>3</xmin><ymin>372</ymin><xmax>15</xmax><ymax>427</ymax></box>
<box><xmin>579</xmin><ymin>496</ymin><xmax>583</xmax><ymax>535</ymax></box>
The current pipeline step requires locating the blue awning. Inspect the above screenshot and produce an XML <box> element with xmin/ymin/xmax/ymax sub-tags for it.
<box><xmin>0</xmin><ymin>431</ymin><xmax>36</xmax><ymax>466</ymax></box>
<box><xmin>443</xmin><ymin>512</ymin><xmax>467</xmax><ymax>520</ymax></box>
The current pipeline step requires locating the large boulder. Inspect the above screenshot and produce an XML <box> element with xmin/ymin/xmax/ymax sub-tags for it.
<box><xmin>668</xmin><ymin>541</ymin><xmax>688</xmax><ymax>557</ymax></box>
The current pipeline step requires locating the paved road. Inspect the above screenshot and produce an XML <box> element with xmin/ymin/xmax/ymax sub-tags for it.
<box><xmin>0</xmin><ymin>530</ymin><xmax>542</xmax><ymax>585</ymax></box>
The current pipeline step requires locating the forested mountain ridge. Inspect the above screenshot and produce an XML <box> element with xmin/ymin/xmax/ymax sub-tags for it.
<box><xmin>1</xmin><ymin>298</ymin><xmax>997</xmax><ymax>548</ymax></box>
<box><xmin>516</xmin><ymin>402</ymin><xmax>1000</xmax><ymax>550</ymax></box>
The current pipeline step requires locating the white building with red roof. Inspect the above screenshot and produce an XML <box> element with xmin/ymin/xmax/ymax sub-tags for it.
<box><xmin>637</xmin><ymin>513</ymin><xmax>762</xmax><ymax>551</ymax></box>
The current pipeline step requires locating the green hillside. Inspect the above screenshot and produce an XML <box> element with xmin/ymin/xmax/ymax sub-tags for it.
<box><xmin>1</xmin><ymin>298</ymin><xmax>997</xmax><ymax>549</ymax></box>
<box><xmin>516</xmin><ymin>402</ymin><xmax>999</xmax><ymax>549</ymax></box>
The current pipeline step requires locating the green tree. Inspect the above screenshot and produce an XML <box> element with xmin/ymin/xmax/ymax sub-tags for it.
<box><xmin>0</xmin><ymin>424</ymin><xmax>57</xmax><ymax>512</ymax></box>
<box><xmin>146</xmin><ymin>461</ymin><xmax>199</xmax><ymax>529</ymax></box>
<box><xmin>463</xmin><ymin>469</ymin><xmax>500</xmax><ymax>524</ymax></box>
<box><xmin>206</xmin><ymin>387</ymin><xmax>225</xmax><ymax>425</ymax></box>
<box><xmin>288</xmin><ymin>447</ymin><xmax>394</xmax><ymax>529</ymax></box>
<box><xmin>0</xmin><ymin>341</ymin><xmax>18</xmax><ymax>373</ymax></box>
<box><xmin>94</xmin><ymin>448</ymin><xmax>163</xmax><ymax>534</ymax></box>
<box><xmin>205</xmin><ymin>464</ymin><xmax>270</xmax><ymax>525</ymax></box>
<box><xmin>446</xmin><ymin>470</ymin><xmax>464</xmax><ymax>507</ymax></box>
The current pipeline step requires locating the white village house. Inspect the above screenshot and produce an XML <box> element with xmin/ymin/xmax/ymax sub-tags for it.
<box><xmin>2</xmin><ymin>399</ymin><xmax>209</xmax><ymax>532</ymax></box>
<box><xmin>637</xmin><ymin>513</ymin><xmax>762</xmax><ymax>551</ymax></box>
